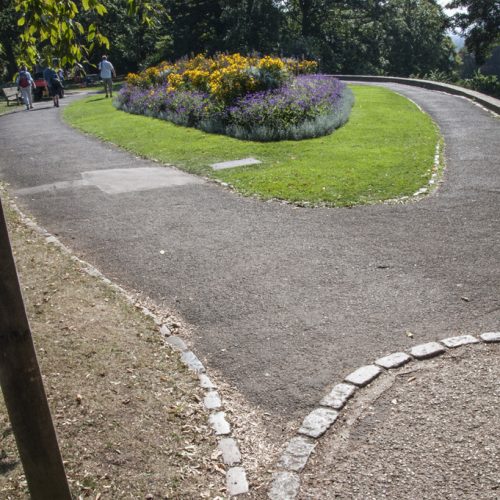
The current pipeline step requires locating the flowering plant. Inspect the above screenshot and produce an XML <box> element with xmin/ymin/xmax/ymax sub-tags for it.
<box><xmin>116</xmin><ymin>54</ymin><xmax>353</xmax><ymax>141</ymax></box>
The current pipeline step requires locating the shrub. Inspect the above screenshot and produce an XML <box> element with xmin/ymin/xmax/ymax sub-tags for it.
<box><xmin>416</xmin><ymin>69</ymin><xmax>500</xmax><ymax>98</ymax></box>
<box><xmin>223</xmin><ymin>76</ymin><xmax>353</xmax><ymax>141</ymax></box>
<box><xmin>461</xmin><ymin>71</ymin><xmax>500</xmax><ymax>98</ymax></box>
<box><xmin>115</xmin><ymin>54</ymin><xmax>353</xmax><ymax>142</ymax></box>
<box><xmin>124</xmin><ymin>54</ymin><xmax>309</xmax><ymax>103</ymax></box>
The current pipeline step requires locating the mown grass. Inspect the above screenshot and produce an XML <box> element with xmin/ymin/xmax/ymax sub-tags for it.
<box><xmin>63</xmin><ymin>85</ymin><xmax>440</xmax><ymax>206</ymax></box>
<box><xmin>0</xmin><ymin>99</ymin><xmax>20</xmax><ymax>115</ymax></box>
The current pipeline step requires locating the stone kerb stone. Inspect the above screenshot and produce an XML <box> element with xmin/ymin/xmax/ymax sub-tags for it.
<box><xmin>410</xmin><ymin>341</ymin><xmax>446</xmax><ymax>360</ymax></box>
<box><xmin>320</xmin><ymin>382</ymin><xmax>356</xmax><ymax>409</ymax></box>
<box><xmin>268</xmin><ymin>472</ymin><xmax>300</xmax><ymax>500</ymax></box>
<box><xmin>375</xmin><ymin>351</ymin><xmax>412</xmax><ymax>369</ymax></box>
<box><xmin>298</xmin><ymin>407</ymin><xmax>339</xmax><ymax>438</ymax></box>
<box><xmin>277</xmin><ymin>436</ymin><xmax>316</xmax><ymax>472</ymax></box>
<box><xmin>441</xmin><ymin>335</ymin><xmax>480</xmax><ymax>348</ymax></box>
<box><xmin>226</xmin><ymin>467</ymin><xmax>249</xmax><ymax>496</ymax></box>
<box><xmin>344</xmin><ymin>364</ymin><xmax>382</xmax><ymax>386</ymax></box>
<box><xmin>480</xmin><ymin>331</ymin><xmax>500</xmax><ymax>343</ymax></box>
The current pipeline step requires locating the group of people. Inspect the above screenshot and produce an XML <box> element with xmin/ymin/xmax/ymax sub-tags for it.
<box><xmin>15</xmin><ymin>55</ymin><xmax>116</xmax><ymax>110</ymax></box>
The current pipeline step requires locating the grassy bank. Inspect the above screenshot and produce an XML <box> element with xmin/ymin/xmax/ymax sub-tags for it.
<box><xmin>64</xmin><ymin>85</ymin><xmax>440</xmax><ymax>206</ymax></box>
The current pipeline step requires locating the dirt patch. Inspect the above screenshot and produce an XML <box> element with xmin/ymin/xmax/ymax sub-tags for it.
<box><xmin>299</xmin><ymin>344</ymin><xmax>500</xmax><ymax>499</ymax></box>
<box><xmin>0</xmin><ymin>199</ymin><xmax>225</xmax><ymax>498</ymax></box>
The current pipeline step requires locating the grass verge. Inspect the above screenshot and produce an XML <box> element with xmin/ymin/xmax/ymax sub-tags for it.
<box><xmin>0</xmin><ymin>193</ymin><xmax>223</xmax><ymax>498</ymax></box>
<box><xmin>63</xmin><ymin>85</ymin><xmax>440</xmax><ymax>206</ymax></box>
<box><xmin>0</xmin><ymin>100</ymin><xmax>20</xmax><ymax>115</ymax></box>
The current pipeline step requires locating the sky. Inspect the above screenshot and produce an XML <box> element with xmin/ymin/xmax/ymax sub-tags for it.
<box><xmin>437</xmin><ymin>0</ymin><xmax>465</xmax><ymax>16</ymax></box>
<box><xmin>436</xmin><ymin>0</ymin><xmax>465</xmax><ymax>48</ymax></box>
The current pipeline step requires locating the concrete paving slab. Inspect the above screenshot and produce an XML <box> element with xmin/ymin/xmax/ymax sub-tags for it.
<box><xmin>210</xmin><ymin>158</ymin><xmax>261</xmax><ymax>170</ymax></box>
<box><xmin>81</xmin><ymin>167</ymin><xmax>203</xmax><ymax>194</ymax></box>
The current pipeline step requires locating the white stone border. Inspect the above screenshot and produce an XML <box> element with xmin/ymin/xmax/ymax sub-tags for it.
<box><xmin>267</xmin><ymin>332</ymin><xmax>499</xmax><ymax>499</ymax></box>
<box><xmin>6</xmin><ymin>198</ymin><xmax>249</xmax><ymax>497</ymax></box>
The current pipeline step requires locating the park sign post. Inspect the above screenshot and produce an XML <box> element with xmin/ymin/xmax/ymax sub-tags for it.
<box><xmin>0</xmin><ymin>197</ymin><xmax>71</xmax><ymax>499</ymax></box>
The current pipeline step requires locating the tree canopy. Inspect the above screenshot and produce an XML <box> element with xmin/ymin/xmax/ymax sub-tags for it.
<box><xmin>448</xmin><ymin>0</ymin><xmax>500</xmax><ymax>64</ymax></box>
<box><xmin>1</xmin><ymin>0</ymin><xmax>460</xmax><ymax>80</ymax></box>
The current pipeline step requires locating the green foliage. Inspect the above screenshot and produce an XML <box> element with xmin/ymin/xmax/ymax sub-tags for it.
<box><xmin>14</xmin><ymin>0</ymin><xmax>110</xmax><ymax>66</ymax></box>
<box><xmin>0</xmin><ymin>0</ymin><xmax>23</xmax><ymax>78</ymax></box>
<box><xmin>448</xmin><ymin>0</ymin><xmax>500</xmax><ymax>65</ymax></box>
<box><xmin>4</xmin><ymin>0</ymin><xmax>463</xmax><ymax>86</ymax></box>
<box><xmin>413</xmin><ymin>69</ymin><xmax>456</xmax><ymax>84</ymax></box>
<box><xmin>383</xmin><ymin>0</ymin><xmax>455</xmax><ymax>76</ymax></box>
<box><xmin>461</xmin><ymin>70</ymin><xmax>500</xmax><ymax>98</ymax></box>
<box><xmin>278</xmin><ymin>0</ymin><xmax>457</xmax><ymax>77</ymax></box>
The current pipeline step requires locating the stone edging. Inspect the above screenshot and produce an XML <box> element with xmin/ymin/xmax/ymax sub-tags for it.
<box><xmin>332</xmin><ymin>75</ymin><xmax>500</xmax><ymax>115</ymax></box>
<box><xmin>267</xmin><ymin>331</ymin><xmax>500</xmax><ymax>499</ymax></box>
<box><xmin>6</xmin><ymin>199</ymin><xmax>249</xmax><ymax>498</ymax></box>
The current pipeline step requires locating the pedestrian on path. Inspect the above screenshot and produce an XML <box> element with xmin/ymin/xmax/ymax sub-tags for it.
<box><xmin>98</xmin><ymin>55</ymin><xmax>116</xmax><ymax>98</ymax></box>
<box><xmin>15</xmin><ymin>65</ymin><xmax>35</xmax><ymax>110</ymax></box>
<box><xmin>43</xmin><ymin>60</ymin><xmax>63</xmax><ymax>108</ymax></box>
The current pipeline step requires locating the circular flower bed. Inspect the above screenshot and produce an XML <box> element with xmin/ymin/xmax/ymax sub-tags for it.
<box><xmin>114</xmin><ymin>54</ymin><xmax>353</xmax><ymax>141</ymax></box>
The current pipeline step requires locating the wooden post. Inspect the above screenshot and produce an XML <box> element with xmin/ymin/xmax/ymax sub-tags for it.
<box><xmin>0</xmin><ymin>197</ymin><xmax>71</xmax><ymax>499</ymax></box>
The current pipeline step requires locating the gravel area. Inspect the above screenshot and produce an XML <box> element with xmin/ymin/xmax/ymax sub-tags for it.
<box><xmin>299</xmin><ymin>343</ymin><xmax>500</xmax><ymax>499</ymax></box>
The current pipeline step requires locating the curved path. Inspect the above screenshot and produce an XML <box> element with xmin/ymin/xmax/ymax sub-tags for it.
<box><xmin>0</xmin><ymin>85</ymin><xmax>499</xmax><ymax>423</ymax></box>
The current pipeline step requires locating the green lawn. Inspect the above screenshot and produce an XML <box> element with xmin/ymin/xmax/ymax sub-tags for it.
<box><xmin>0</xmin><ymin>98</ymin><xmax>20</xmax><ymax>115</ymax></box>
<box><xmin>63</xmin><ymin>85</ymin><xmax>441</xmax><ymax>206</ymax></box>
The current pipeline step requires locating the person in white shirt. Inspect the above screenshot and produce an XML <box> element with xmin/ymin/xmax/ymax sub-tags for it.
<box><xmin>98</xmin><ymin>55</ymin><xmax>116</xmax><ymax>98</ymax></box>
<box><xmin>16</xmin><ymin>65</ymin><xmax>36</xmax><ymax>110</ymax></box>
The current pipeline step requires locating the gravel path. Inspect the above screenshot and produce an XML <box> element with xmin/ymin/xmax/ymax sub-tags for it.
<box><xmin>0</xmin><ymin>85</ymin><xmax>498</xmax><ymax>426</ymax></box>
<box><xmin>299</xmin><ymin>342</ymin><xmax>500</xmax><ymax>499</ymax></box>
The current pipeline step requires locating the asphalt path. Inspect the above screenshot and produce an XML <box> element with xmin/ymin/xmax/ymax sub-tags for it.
<box><xmin>0</xmin><ymin>86</ymin><xmax>499</xmax><ymax>423</ymax></box>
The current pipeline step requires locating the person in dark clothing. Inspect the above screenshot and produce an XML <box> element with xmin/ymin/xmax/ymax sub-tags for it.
<box><xmin>43</xmin><ymin>60</ymin><xmax>63</xmax><ymax>107</ymax></box>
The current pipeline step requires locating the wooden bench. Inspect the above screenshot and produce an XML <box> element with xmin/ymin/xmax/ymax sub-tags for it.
<box><xmin>2</xmin><ymin>86</ymin><xmax>22</xmax><ymax>106</ymax></box>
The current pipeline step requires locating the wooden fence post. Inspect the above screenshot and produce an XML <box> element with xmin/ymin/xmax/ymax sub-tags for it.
<box><xmin>0</xmin><ymin>197</ymin><xmax>71</xmax><ymax>499</ymax></box>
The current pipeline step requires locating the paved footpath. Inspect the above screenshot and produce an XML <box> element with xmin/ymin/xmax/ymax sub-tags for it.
<box><xmin>0</xmin><ymin>87</ymin><xmax>498</xmax><ymax>427</ymax></box>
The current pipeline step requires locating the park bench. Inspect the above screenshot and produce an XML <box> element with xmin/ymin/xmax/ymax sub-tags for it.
<box><xmin>2</xmin><ymin>86</ymin><xmax>22</xmax><ymax>106</ymax></box>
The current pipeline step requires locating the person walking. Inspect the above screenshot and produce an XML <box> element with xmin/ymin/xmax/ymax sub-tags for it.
<box><xmin>16</xmin><ymin>65</ymin><xmax>35</xmax><ymax>110</ymax></box>
<box><xmin>43</xmin><ymin>60</ymin><xmax>63</xmax><ymax>108</ymax></box>
<box><xmin>98</xmin><ymin>55</ymin><xmax>116</xmax><ymax>98</ymax></box>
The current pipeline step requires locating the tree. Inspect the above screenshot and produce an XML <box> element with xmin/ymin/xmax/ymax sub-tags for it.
<box><xmin>448</xmin><ymin>0</ymin><xmax>500</xmax><ymax>64</ymax></box>
<box><xmin>13</xmin><ymin>0</ymin><xmax>155</xmax><ymax>69</ymax></box>
<box><xmin>0</xmin><ymin>0</ymin><xmax>23</xmax><ymax>79</ymax></box>
<box><xmin>83</xmin><ymin>0</ymin><xmax>169</xmax><ymax>73</ymax></box>
<box><xmin>218</xmin><ymin>0</ymin><xmax>282</xmax><ymax>55</ymax></box>
<box><xmin>166</xmin><ymin>0</ymin><xmax>224</xmax><ymax>58</ymax></box>
<box><xmin>14</xmin><ymin>0</ymin><xmax>110</xmax><ymax>67</ymax></box>
<box><xmin>384</xmin><ymin>0</ymin><xmax>456</xmax><ymax>76</ymax></box>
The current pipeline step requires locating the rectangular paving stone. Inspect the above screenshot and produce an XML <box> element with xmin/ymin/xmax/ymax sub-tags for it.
<box><xmin>320</xmin><ymin>383</ymin><xmax>356</xmax><ymax>409</ymax></box>
<box><xmin>211</xmin><ymin>157</ymin><xmax>261</xmax><ymax>170</ymax></box>
<box><xmin>480</xmin><ymin>331</ymin><xmax>500</xmax><ymax>343</ymax></box>
<box><xmin>199</xmin><ymin>374</ymin><xmax>216</xmax><ymax>389</ymax></box>
<box><xmin>180</xmin><ymin>351</ymin><xmax>205</xmax><ymax>373</ymax></box>
<box><xmin>226</xmin><ymin>467</ymin><xmax>249</xmax><ymax>496</ymax></box>
<box><xmin>410</xmin><ymin>342</ymin><xmax>446</xmax><ymax>359</ymax></box>
<box><xmin>298</xmin><ymin>407</ymin><xmax>339</xmax><ymax>439</ymax></box>
<box><xmin>209</xmin><ymin>412</ymin><xmax>231</xmax><ymax>435</ymax></box>
<box><xmin>268</xmin><ymin>472</ymin><xmax>300</xmax><ymax>500</ymax></box>
<box><xmin>165</xmin><ymin>335</ymin><xmax>188</xmax><ymax>352</ymax></box>
<box><xmin>441</xmin><ymin>335</ymin><xmax>479</xmax><ymax>348</ymax></box>
<box><xmin>159</xmin><ymin>324</ymin><xmax>171</xmax><ymax>337</ymax></box>
<box><xmin>277</xmin><ymin>436</ymin><xmax>316</xmax><ymax>472</ymax></box>
<box><xmin>344</xmin><ymin>364</ymin><xmax>382</xmax><ymax>387</ymax></box>
<box><xmin>219</xmin><ymin>437</ymin><xmax>241</xmax><ymax>466</ymax></box>
<box><xmin>82</xmin><ymin>167</ymin><xmax>202</xmax><ymax>194</ymax></box>
<box><xmin>204</xmin><ymin>391</ymin><xmax>222</xmax><ymax>410</ymax></box>
<box><xmin>375</xmin><ymin>352</ymin><xmax>412</xmax><ymax>369</ymax></box>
